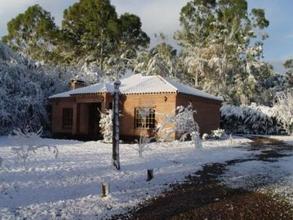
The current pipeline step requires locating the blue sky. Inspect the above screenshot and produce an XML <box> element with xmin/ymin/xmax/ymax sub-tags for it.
<box><xmin>0</xmin><ymin>0</ymin><xmax>292</xmax><ymax>68</ymax></box>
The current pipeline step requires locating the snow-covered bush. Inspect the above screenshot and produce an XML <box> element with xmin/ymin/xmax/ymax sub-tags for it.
<box><xmin>136</xmin><ymin>136</ymin><xmax>156</xmax><ymax>158</ymax></box>
<box><xmin>221</xmin><ymin>104</ymin><xmax>283</xmax><ymax>135</ymax></box>
<box><xmin>99</xmin><ymin>110</ymin><xmax>113</xmax><ymax>143</ymax></box>
<box><xmin>9</xmin><ymin>127</ymin><xmax>58</xmax><ymax>167</ymax></box>
<box><xmin>211</xmin><ymin>129</ymin><xmax>226</xmax><ymax>140</ymax></box>
<box><xmin>273</xmin><ymin>91</ymin><xmax>293</xmax><ymax>135</ymax></box>
<box><xmin>202</xmin><ymin>133</ymin><xmax>209</xmax><ymax>140</ymax></box>
<box><xmin>158</xmin><ymin>104</ymin><xmax>201</xmax><ymax>147</ymax></box>
<box><xmin>175</xmin><ymin>104</ymin><xmax>199</xmax><ymax>141</ymax></box>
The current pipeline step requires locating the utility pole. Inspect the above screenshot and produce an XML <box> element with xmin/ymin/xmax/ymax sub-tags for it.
<box><xmin>112</xmin><ymin>80</ymin><xmax>121</xmax><ymax>170</ymax></box>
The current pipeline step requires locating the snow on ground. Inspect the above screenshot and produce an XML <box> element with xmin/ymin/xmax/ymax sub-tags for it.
<box><xmin>0</xmin><ymin>136</ymin><xmax>251</xmax><ymax>219</ymax></box>
<box><xmin>222</xmin><ymin>155</ymin><xmax>293</xmax><ymax>205</ymax></box>
<box><xmin>262</xmin><ymin>155</ymin><xmax>293</xmax><ymax>204</ymax></box>
<box><xmin>221</xmin><ymin>139</ymin><xmax>293</xmax><ymax>205</ymax></box>
<box><xmin>268</xmin><ymin>135</ymin><xmax>293</xmax><ymax>145</ymax></box>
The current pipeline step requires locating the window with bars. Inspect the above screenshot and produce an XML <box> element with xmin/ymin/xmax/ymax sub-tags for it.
<box><xmin>134</xmin><ymin>107</ymin><xmax>156</xmax><ymax>129</ymax></box>
<box><xmin>62</xmin><ymin>108</ymin><xmax>73</xmax><ymax>129</ymax></box>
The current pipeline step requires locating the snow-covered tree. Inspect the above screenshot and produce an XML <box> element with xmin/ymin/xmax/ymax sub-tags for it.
<box><xmin>10</xmin><ymin>127</ymin><xmax>58</xmax><ymax>167</ymax></box>
<box><xmin>136</xmin><ymin>135</ymin><xmax>155</xmax><ymax>158</ymax></box>
<box><xmin>0</xmin><ymin>43</ymin><xmax>69</xmax><ymax>135</ymax></box>
<box><xmin>175</xmin><ymin>105</ymin><xmax>199</xmax><ymax>141</ymax></box>
<box><xmin>284</xmin><ymin>59</ymin><xmax>293</xmax><ymax>87</ymax></box>
<box><xmin>158</xmin><ymin>104</ymin><xmax>201</xmax><ymax>147</ymax></box>
<box><xmin>273</xmin><ymin>90</ymin><xmax>293</xmax><ymax>135</ymax></box>
<box><xmin>99</xmin><ymin>110</ymin><xmax>113</xmax><ymax>143</ymax></box>
<box><xmin>135</xmin><ymin>107</ymin><xmax>156</xmax><ymax>157</ymax></box>
<box><xmin>133</xmin><ymin>35</ymin><xmax>183</xmax><ymax>80</ymax></box>
<box><xmin>176</xmin><ymin>0</ymin><xmax>272</xmax><ymax>104</ymax></box>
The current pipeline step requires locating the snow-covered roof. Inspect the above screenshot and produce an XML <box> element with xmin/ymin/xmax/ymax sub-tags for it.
<box><xmin>49</xmin><ymin>74</ymin><xmax>223</xmax><ymax>101</ymax></box>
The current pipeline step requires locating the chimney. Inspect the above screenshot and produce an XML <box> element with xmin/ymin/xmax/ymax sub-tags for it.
<box><xmin>69</xmin><ymin>79</ymin><xmax>86</xmax><ymax>90</ymax></box>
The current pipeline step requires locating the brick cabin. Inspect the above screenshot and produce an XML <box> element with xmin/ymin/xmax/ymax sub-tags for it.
<box><xmin>49</xmin><ymin>74</ymin><xmax>223</xmax><ymax>141</ymax></box>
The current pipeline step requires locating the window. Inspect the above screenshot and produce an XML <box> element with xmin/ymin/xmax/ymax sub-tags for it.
<box><xmin>135</xmin><ymin>107</ymin><xmax>156</xmax><ymax>129</ymax></box>
<box><xmin>62</xmin><ymin>108</ymin><xmax>73</xmax><ymax>129</ymax></box>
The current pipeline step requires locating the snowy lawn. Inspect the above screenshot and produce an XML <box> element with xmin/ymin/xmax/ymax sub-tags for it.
<box><xmin>0</xmin><ymin>136</ymin><xmax>251</xmax><ymax>219</ymax></box>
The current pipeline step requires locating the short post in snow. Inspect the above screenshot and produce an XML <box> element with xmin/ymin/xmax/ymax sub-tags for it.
<box><xmin>147</xmin><ymin>169</ymin><xmax>154</xmax><ymax>181</ymax></box>
<box><xmin>112</xmin><ymin>80</ymin><xmax>121</xmax><ymax>170</ymax></box>
<box><xmin>101</xmin><ymin>183</ymin><xmax>109</xmax><ymax>197</ymax></box>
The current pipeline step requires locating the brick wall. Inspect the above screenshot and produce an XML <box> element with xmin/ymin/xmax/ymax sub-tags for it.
<box><xmin>176</xmin><ymin>93</ymin><xmax>222</xmax><ymax>135</ymax></box>
<box><xmin>119</xmin><ymin>93</ymin><xmax>177</xmax><ymax>140</ymax></box>
<box><xmin>50</xmin><ymin>92</ymin><xmax>221</xmax><ymax>140</ymax></box>
<box><xmin>51</xmin><ymin>98</ymin><xmax>75</xmax><ymax>135</ymax></box>
<box><xmin>51</xmin><ymin>94</ymin><xmax>105</xmax><ymax>138</ymax></box>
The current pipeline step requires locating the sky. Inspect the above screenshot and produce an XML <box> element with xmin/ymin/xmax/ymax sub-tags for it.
<box><xmin>0</xmin><ymin>0</ymin><xmax>292</xmax><ymax>72</ymax></box>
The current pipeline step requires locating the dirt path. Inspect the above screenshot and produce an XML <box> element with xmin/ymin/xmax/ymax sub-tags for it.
<box><xmin>113</xmin><ymin>137</ymin><xmax>293</xmax><ymax>220</ymax></box>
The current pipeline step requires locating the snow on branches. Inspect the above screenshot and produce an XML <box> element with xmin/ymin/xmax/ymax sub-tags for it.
<box><xmin>221</xmin><ymin>90</ymin><xmax>293</xmax><ymax>135</ymax></box>
<box><xmin>273</xmin><ymin>90</ymin><xmax>293</xmax><ymax>135</ymax></box>
<box><xmin>0</xmin><ymin>43</ymin><xmax>68</xmax><ymax>135</ymax></box>
<box><xmin>99</xmin><ymin>110</ymin><xmax>113</xmax><ymax>143</ymax></box>
<box><xmin>134</xmin><ymin>107</ymin><xmax>156</xmax><ymax>158</ymax></box>
<box><xmin>9</xmin><ymin>127</ymin><xmax>58</xmax><ymax>167</ymax></box>
<box><xmin>221</xmin><ymin>104</ymin><xmax>277</xmax><ymax>135</ymax></box>
<box><xmin>158</xmin><ymin>104</ymin><xmax>201</xmax><ymax>148</ymax></box>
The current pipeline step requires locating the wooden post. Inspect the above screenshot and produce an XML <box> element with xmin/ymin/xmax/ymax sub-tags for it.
<box><xmin>101</xmin><ymin>183</ymin><xmax>109</xmax><ymax>197</ymax></box>
<box><xmin>147</xmin><ymin>169</ymin><xmax>154</xmax><ymax>181</ymax></box>
<box><xmin>112</xmin><ymin>80</ymin><xmax>121</xmax><ymax>170</ymax></box>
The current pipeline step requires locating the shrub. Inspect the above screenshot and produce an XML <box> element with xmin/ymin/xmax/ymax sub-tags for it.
<box><xmin>220</xmin><ymin>104</ymin><xmax>284</xmax><ymax>135</ymax></box>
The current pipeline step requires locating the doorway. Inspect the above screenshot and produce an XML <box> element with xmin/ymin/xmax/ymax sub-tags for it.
<box><xmin>88</xmin><ymin>103</ymin><xmax>102</xmax><ymax>140</ymax></box>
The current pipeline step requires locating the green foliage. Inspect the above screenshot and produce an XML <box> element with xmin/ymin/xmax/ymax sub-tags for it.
<box><xmin>2</xmin><ymin>5</ymin><xmax>60</xmax><ymax>63</ymax></box>
<box><xmin>56</xmin><ymin>0</ymin><xmax>149</xmax><ymax>69</ymax></box>
<box><xmin>3</xmin><ymin>0</ymin><xmax>150</xmax><ymax>72</ymax></box>
<box><xmin>61</xmin><ymin>0</ymin><xmax>120</xmax><ymax>66</ymax></box>
<box><xmin>119</xmin><ymin>13</ymin><xmax>150</xmax><ymax>51</ymax></box>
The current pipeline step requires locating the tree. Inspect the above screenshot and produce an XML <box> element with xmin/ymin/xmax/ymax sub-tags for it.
<box><xmin>3</xmin><ymin>0</ymin><xmax>149</xmax><ymax>77</ymax></box>
<box><xmin>102</xmin><ymin>13</ymin><xmax>150</xmax><ymax>78</ymax></box>
<box><xmin>119</xmin><ymin>13</ymin><xmax>150</xmax><ymax>55</ymax></box>
<box><xmin>273</xmin><ymin>90</ymin><xmax>293</xmax><ymax>135</ymax></box>
<box><xmin>99</xmin><ymin>109</ymin><xmax>113</xmax><ymax>143</ymax></box>
<box><xmin>133</xmin><ymin>34</ymin><xmax>184</xmax><ymax>80</ymax></box>
<box><xmin>2</xmin><ymin>5</ymin><xmax>60</xmax><ymax>63</ymax></box>
<box><xmin>62</xmin><ymin>0</ymin><xmax>120</xmax><ymax>67</ymax></box>
<box><xmin>175</xmin><ymin>0</ymin><xmax>271</xmax><ymax>104</ymax></box>
<box><xmin>61</xmin><ymin>0</ymin><xmax>149</xmax><ymax>72</ymax></box>
<box><xmin>0</xmin><ymin>42</ymin><xmax>69</xmax><ymax>135</ymax></box>
<box><xmin>158</xmin><ymin>104</ymin><xmax>200</xmax><ymax>147</ymax></box>
<box><xmin>284</xmin><ymin>59</ymin><xmax>293</xmax><ymax>87</ymax></box>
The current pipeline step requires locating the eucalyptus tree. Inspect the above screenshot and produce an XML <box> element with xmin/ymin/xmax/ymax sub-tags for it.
<box><xmin>176</xmin><ymin>0</ymin><xmax>271</xmax><ymax>104</ymax></box>
<box><xmin>284</xmin><ymin>59</ymin><xmax>293</xmax><ymax>87</ymax></box>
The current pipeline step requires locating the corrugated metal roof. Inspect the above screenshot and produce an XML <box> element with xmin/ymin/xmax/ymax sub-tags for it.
<box><xmin>49</xmin><ymin>74</ymin><xmax>223</xmax><ymax>101</ymax></box>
